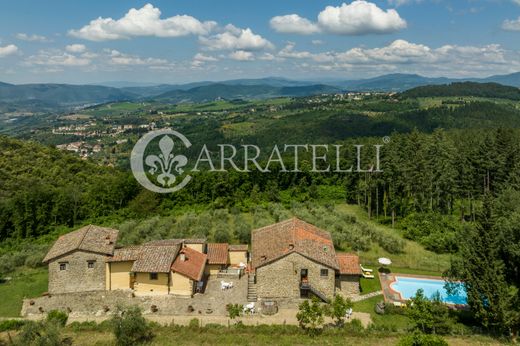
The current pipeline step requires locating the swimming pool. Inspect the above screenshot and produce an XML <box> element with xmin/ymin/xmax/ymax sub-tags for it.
<box><xmin>390</xmin><ymin>276</ymin><xmax>467</xmax><ymax>305</ymax></box>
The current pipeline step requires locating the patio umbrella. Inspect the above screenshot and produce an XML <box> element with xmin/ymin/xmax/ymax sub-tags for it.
<box><xmin>378</xmin><ymin>257</ymin><xmax>392</xmax><ymax>266</ymax></box>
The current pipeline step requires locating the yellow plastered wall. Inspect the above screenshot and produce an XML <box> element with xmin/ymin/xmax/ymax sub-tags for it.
<box><xmin>185</xmin><ymin>243</ymin><xmax>204</xmax><ymax>253</ymax></box>
<box><xmin>205</xmin><ymin>264</ymin><xmax>223</xmax><ymax>276</ymax></box>
<box><xmin>134</xmin><ymin>272</ymin><xmax>169</xmax><ymax>295</ymax></box>
<box><xmin>105</xmin><ymin>263</ymin><xmax>110</xmax><ymax>290</ymax></box>
<box><xmin>108</xmin><ymin>261</ymin><xmax>133</xmax><ymax>290</ymax></box>
<box><xmin>169</xmin><ymin>272</ymin><xmax>193</xmax><ymax>296</ymax></box>
<box><xmin>229</xmin><ymin>251</ymin><xmax>247</xmax><ymax>266</ymax></box>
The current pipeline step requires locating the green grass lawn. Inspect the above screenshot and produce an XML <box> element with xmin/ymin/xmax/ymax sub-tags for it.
<box><xmin>352</xmin><ymin>296</ymin><xmax>409</xmax><ymax>331</ymax></box>
<box><xmin>359</xmin><ymin>275</ymin><xmax>381</xmax><ymax>295</ymax></box>
<box><xmin>338</xmin><ymin>204</ymin><xmax>451</xmax><ymax>273</ymax></box>
<box><xmin>0</xmin><ymin>268</ymin><xmax>48</xmax><ymax>317</ymax></box>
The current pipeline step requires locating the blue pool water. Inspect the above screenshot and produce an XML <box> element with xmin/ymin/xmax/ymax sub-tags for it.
<box><xmin>390</xmin><ymin>276</ymin><xmax>467</xmax><ymax>305</ymax></box>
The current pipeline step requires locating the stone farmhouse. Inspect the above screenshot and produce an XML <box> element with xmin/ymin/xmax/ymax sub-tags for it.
<box><xmin>43</xmin><ymin>225</ymin><xmax>119</xmax><ymax>294</ymax></box>
<box><xmin>251</xmin><ymin>218</ymin><xmax>361</xmax><ymax>302</ymax></box>
<box><xmin>43</xmin><ymin>218</ymin><xmax>361</xmax><ymax>302</ymax></box>
<box><xmin>43</xmin><ymin>225</ymin><xmax>248</xmax><ymax>296</ymax></box>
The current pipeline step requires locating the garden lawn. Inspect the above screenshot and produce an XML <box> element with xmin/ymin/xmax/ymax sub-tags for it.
<box><xmin>0</xmin><ymin>268</ymin><xmax>48</xmax><ymax>317</ymax></box>
<box><xmin>359</xmin><ymin>275</ymin><xmax>381</xmax><ymax>295</ymax></box>
<box><xmin>338</xmin><ymin>204</ymin><xmax>451</xmax><ymax>272</ymax></box>
<box><xmin>352</xmin><ymin>296</ymin><xmax>409</xmax><ymax>332</ymax></box>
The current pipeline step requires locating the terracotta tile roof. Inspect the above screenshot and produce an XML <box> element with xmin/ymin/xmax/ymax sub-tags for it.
<box><xmin>207</xmin><ymin>243</ymin><xmax>228</xmax><ymax>264</ymax></box>
<box><xmin>131</xmin><ymin>245</ymin><xmax>180</xmax><ymax>273</ymax></box>
<box><xmin>43</xmin><ymin>225</ymin><xmax>119</xmax><ymax>263</ymax></box>
<box><xmin>251</xmin><ymin>218</ymin><xmax>339</xmax><ymax>270</ymax></box>
<box><xmin>337</xmin><ymin>253</ymin><xmax>361</xmax><ymax>275</ymax></box>
<box><xmin>228</xmin><ymin>244</ymin><xmax>248</xmax><ymax>251</ymax></box>
<box><xmin>171</xmin><ymin>247</ymin><xmax>207</xmax><ymax>281</ymax></box>
<box><xmin>106</xmin><ymin>246</ymin><xmax>142</xmax><ymax>262</ymax></box>
<box><xmin>144</xmin><ymin>238</ymin><xmax>206</xmax><ymax>246</ymax></box>
<box><xmin>144</xmin><ymin>239</ymin><xmax>182</xmax><ymax>246</ymax></box>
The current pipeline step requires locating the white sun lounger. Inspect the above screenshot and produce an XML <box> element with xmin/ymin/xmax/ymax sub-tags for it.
<box><xmin>362</xmin><ymin>272</ymin><xmax>375</xmax><ymax>279</ymax></box>
<box><xmin>360</xmin><ymin>265</ymin><xmax>373</xmax><ymax>273</ymax></box>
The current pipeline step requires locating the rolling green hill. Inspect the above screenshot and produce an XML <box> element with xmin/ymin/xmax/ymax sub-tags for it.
<box><xmin>401</xmin><ymin>82</ymin><xmax>520</xmax><ymax>100</ymax></box>
<box><xmin>0</xmin><ymin>83</ymin><xmax>137</xmax><ymax>107</ymax></box>
<box><xmin>153</xmin><ymin>83</ymin><xmax>342</xmax><ymax>103</ymax></box>
<box><xmin>0</xmin><ymin>136</ymin><xmax>136</xmax><ymax>240</ymax></box>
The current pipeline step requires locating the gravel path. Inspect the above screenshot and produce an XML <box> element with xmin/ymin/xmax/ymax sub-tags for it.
<box><xmin>350</xmin><ymin>291</ymin><xmax>383</xmax><ymax>302</ymax></box>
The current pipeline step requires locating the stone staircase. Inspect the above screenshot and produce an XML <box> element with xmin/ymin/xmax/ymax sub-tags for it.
<box><xmin>247</xmin><ymin>274</ymin><xmax>257</xmax><ymax>302</ymax></box>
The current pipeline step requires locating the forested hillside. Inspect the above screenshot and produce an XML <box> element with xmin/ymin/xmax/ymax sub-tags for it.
<box><xmin>402</xmin><ymin>82</ymin><xmax>520</xmax><ymax>100</ymax></box>
<box><xmin>0</xmin><ymin>136</ymin><xmax>137</xmax><ymax>240</ymax></box>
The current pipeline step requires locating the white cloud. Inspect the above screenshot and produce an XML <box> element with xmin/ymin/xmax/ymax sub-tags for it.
<box><xmin>259</xmin><ymin>53</ymin><xmax>279</xmax><ymax>61</ymax></box>
<box><xmin>193</xmin><ymin>53</ymin><xmax>218</xmax><ymax>62</ymax></box>
<box><xmin>199</xmin><ymin>24</ymin><xmax>274</xmax><ymax>51</ymax></box>
<box><xmin>502</xmin><ymin>17</ymin><xmax>520</xmax><ymax>31</ymax></box>
<box><xmin>229</xmin><ymin>50</ymin><xmax>255</xmax><ymax>61</ymax></box>
<box><xmin>68</xmin><ymin>3</ymin><xmax>217</xmax><ymax>41</ymax></box>
<box><xmin>0</xmin><ymin>44</ymin><xmax>19</xmax><ymax>57</ymax></box>
<box><xmin>335</xmin><ymin>39</ymin><xmax>432</xmax><ymax>63</ymax></box>
<box><xmin>191</xmin><ymin>53</ymin><xmax>218</xmax><ymax>68</ymax></box>
<box><xmin>23</xmin><ymin>46</ymin><xmax>177</xmax><ymax>74</ymax></box>
<box><xmin>270</xmin><ymin>14</ymin><xmax>321</xmax><ymax>34</ymax></box>
<box><xmin>387</xmin><ymin>0</ymin><xmax>422</xmax><ymax>6</ymax></box>
<box><xmin>269</xmin><ymin>1</ymin><xmax>406</xmax><ymax>36</ymax></box>
<box><xmin>15</xmin><ymin>33</ymin><xmax>49</xmax><ymax>42</ymax></box>
<box><xmin>312</xmin><ymin>40</ymin><xmax>325</xmax><ymax>45</ymax></box>
<box><xmin>512</xmin><ymin>0</ymin><xmax>520</xmax><ymax>5</ymax></box>
<box><xmin>66</xmin><ymin>44</ymin><xmax>87</xmax><ymax>53</ymax></box>
<box><xmin>108</xmin><ymin>50</ymin><xmax>169</xmax><ymax>66</ymax></box>
<box><xmin>25</xmin><ymin>50</ymin><xmax>91</xmax><ymax>67</ymax></box>
<box><xmin>278</xmin><ymin>42</ymin><xmax>334</xmax><ymax>62</ymax></box>
<box><xmin>273</xmin><ymin>40</ymin><xmax>516</xmax><ymax>77</ymax></box>
<box><xmin>279</xmin><ymin>42</ymin><xmax>314</xmax><ymax>59</ymax></box>
<box><xmin>318</xmin><ymin>1</ymin><xmax>407</xmax><ymax>35</ymax></box>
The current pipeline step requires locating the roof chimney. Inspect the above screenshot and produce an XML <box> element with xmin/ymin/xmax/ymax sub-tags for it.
<box><xmin>180</xmin><ymin>253</ymin><xmax>186</xmax><ymax>262</ymax></box>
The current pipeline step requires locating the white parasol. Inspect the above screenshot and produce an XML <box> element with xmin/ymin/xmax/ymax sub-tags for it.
<box><xmin>378</xmin><ymin>257</ymin><xmax>392</xmax><ymax>266</ymax></box>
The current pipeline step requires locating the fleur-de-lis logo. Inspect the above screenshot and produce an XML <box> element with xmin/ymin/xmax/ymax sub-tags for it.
<box><xmin>145</xmin><ymin>135</ymin><xmax>188</xmax><ymax>187</ymax></box>
<box><xmin>131</xmin><ymin>129</ymin><xmax>192</xmax><ymax>193</ymax></box>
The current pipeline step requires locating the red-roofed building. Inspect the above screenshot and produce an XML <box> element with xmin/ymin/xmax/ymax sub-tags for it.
<box><xmin>206</xmin><ymin>243</ymin><xmax>229</xmax><ymax>275</ymax></box>
<box><xmin>336</xmin><ymin>253</ymin><xmax>362</xmax><ymax>296</ymax></box>
<box><xmin>170</xmin><ymin>247</ymin><xmax>207</xmax><ymax>296</ymax></box>
<box><xmin>251</xmin><ymin>218</ymin><xmax>360</xmax><ymax>301</ymax></box>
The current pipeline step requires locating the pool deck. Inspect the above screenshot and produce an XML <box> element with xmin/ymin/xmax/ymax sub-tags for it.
<box><xmin>379</xmin><ymin>272</ymin><xmax>443</xmax><ymax>306</ymax></box>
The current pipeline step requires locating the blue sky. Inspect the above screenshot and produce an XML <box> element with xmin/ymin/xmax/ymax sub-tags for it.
<box><xmin>1</xmin><ymin>0</ymin><xmax>520</xmax><ymax>84</ymax></box>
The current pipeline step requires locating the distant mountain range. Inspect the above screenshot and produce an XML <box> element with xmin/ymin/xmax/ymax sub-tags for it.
<box><xmin>1</xmin><ymin>72</ymin><xmax>520</xmax><ymax>110</ymax></box>
<box><xmin>153</xmin><ymin>83</ymin><xmax>340</xmax><ymax>103</ymax></box>
<box><xmin>0</xmin><ymin>83</ymin><xmax>135</xmax><ymax>107</ymax></box>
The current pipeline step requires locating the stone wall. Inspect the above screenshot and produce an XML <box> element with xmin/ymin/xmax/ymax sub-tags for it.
<box><xmin>337</xmin><ymin>275</ymin><xmax>360</xmax><ymax>296</ymax></box>
<box><xmin>256</xmin><ymin>252</ymin><xmax>335</xmax><ymax>299</ymax></box>
<box><xmin>22</xmin><ymin>277</ymin><xmax>248</xmax><ymax>317</ymax></box>
<box><xmin>48</xmin><ymin>251</ymin><xmax>106</xmax><ymax>294</ymax></box>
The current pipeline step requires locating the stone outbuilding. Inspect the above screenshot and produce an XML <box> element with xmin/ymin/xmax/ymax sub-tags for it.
<box><xmin>43</xmin><ymin>225</ymin><xmax>119</xmax><ymax>294</ymax></box>
<box><xmin>251</xmin><ymin>218</ymin><xmax>360</xmax><ymax>301</ymax></box>
<box><xmin>336</xmin><ymin>253</ymin><xmax>362</xmax><ymax>296</ymax></box>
